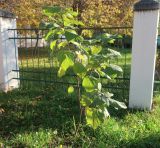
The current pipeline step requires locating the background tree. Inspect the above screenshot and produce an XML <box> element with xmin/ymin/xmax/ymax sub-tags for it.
<box><xmin>0</xmin><ymin>0</ymin><xmax>136</xmax><ymax>28</ymax></box>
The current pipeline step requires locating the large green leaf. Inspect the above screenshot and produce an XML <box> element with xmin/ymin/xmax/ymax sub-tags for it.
<box><xmin>58</xmin><ymin>41</ymin><xmax>68</xmax><ymax>49</ymax></box>
<box><xmin>108</xmin><ymin>98</ymin><xmax>127</xmax><ymax>109</ymax></box>
<box><xmin>65</xmin><ymin>30</ymin><xmax>78</xmax><ymax>41</ymax></box>
<box><xmin>108</xmin><ymin>48</ymin><xmax>121</xmax><ymax>57</ymax></box>
<box><xmin>91</xmin><ymin>46</ymin><xmax>102</xmax><ymax>55</ymax></box>
<box><xmin>58</xmin><ymin>68</ymin><xmax>65</xmax><ymax>78</ymax></box>
<box><xmin>86</xmin><ymin>107</ymin><xmax>101</xmax><ymax>129</ymax></box>
<box><xmin>109</xmin><ymin>64</ymin><xmax>123</xmax><ymax>72</ymax></box>
<box><xmin>73</xmin><ymin>62</ymin><xmax>87</xmax><ymax>76</ymax></box>
<box><xmin>98</xmin><ymin>70</ymin><xmax>111</xmax><ymax>80</ymax></box>
<box><xmin>58</xmin><ymin>55</ymin><xmax>74</xmax><ymax>77</ymax></box>
<box><xmin>57</xmin><ymin>51</ymin><xmax>74</xmax><ymax>64</ymax></box>
<box><xmin>50</xmin><ymin>40</ymin><xmax>57</xmax><ymax>50</ymax></box>
<box><xmin>89</xmin><ymin>97</ymin><xmax>104</xmax><ymax>108</ymax></box>
<box><xmin>45</xmin><ymin>30</ymin><xmax>54</xmax><ymax>40</ymax></box>
<box><xmin>45</xmin><ymin>29</ymin><xmax>63</xmax><ymax>41</ymax></box>
<box><xmin>82</xmin><ymin>77</ymin><xmax>95</xmax><ymax>92</ymax></box>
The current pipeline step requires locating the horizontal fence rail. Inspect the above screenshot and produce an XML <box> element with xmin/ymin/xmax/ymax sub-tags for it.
<box><xmin>8</xmin><ymin>27</ymin><xmax>160</xmax><ymax>101</ymax></box>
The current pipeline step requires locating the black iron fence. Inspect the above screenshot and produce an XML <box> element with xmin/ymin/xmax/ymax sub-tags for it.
<box><xmin>8</xmin><ymin>27</ymin><xmax>160</xmax><ymax>101</ymax></box>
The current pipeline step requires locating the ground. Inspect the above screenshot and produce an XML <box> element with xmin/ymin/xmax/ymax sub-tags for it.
<box><xmin>0</xmin><ymin>88</ymin><xmax>160</xmax><ymax>147</ymax></box>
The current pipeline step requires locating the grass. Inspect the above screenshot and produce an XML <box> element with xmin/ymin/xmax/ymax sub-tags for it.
<box><xmin>0</xmin><ymin>88</ymin><xmax>160</xmax><ymax>147</ymax></box>
<box><xmin>0</xmin><ymin>47</ymin><xmax>160</xmax><ymax>147</ymax></box>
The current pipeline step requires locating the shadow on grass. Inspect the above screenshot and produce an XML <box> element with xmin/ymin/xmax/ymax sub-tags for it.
<box><xmin>0</xmin><ymin>86</ymin><xmax>81</xmax><ymax>140</ymax></box>
<box><xmin>125</xmin><ymin>133</ymin><xmax>160</xmax><ymax>148</ymax></box>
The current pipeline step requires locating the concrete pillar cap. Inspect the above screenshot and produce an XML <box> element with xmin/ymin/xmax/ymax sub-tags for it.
<box><xmin>0</xmin><ymin>9</ymin><xmax>15</xmax><ymax>18</ymax></box>
<box><xmin>134</xmin><ymin>0</ymin><xmax>160</xmax><ymax>11</ymax></box>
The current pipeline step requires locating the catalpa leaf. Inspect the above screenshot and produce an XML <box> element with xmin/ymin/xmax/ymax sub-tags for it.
<box><xmin>108</xmin><ymin>48</ymin><xmax>121</xmax><ymax>57</ymax></box>
<box><xmin>91</xmin><ymin>46</ymin><xmax>102</xmax><ymax>55</ymax></box>
<box><xmin>103</xmin><ymin>108</ymin><xmax>110</xmax><ymax>118</ymax></box>
<box><xmin>108</xmin><ymin>98</ymin><xmax>127</xmax><ymax>109</ymax></box>
<box><xmin>109</xmin><ymin>64</ymin><xmax>123</xmax><ymax>72</ymax></box>
<box><xmin>57</xmin><ymin>50</ymin><xmax>74</xmax><ymax>64</ymax></box>
<box><xmin>68</xmin><ymin>86</ymin><xmax>74</xmax><ymax>94</ymax></box>
<box><xmin>50</xmin><ymin>40</ymin><xmax>57</xmax><ymax>50</ymax></box>
<box><xmin>58</xmin><ymin>55</ymin><xmax>74</xmax><ymax>77</ymax></box>
<box><xmin>86</xmin><ymin>107</ymin><xmax>101</xmax><ymax>129</ymax></box>
<box><xmin>98</xmin><ymin>83</ymin><xmax>102</xmax><ymax>91</ymax></box>
<box><xmin>82</xmin><ymin>77</ymin><xmax>95</xmax><ymax>92</ymax></box>
<box><xmin>65</xmin><ymin>30</ymin><xmax>78</xmax><ymax>41</ymax></box>
<box><xmin>81</xmin><ymin>95</ymin><xmax>92</xmax><ymax>107</ymax></box>
<box><xmin>58</xmin><ymin>41</ymin><xmax>68</xmax><ymax>49</ymax></box>
<box><xmin>58</xmin><ymin>68</ymin><xmax>65</xmax><ymax>78</ymax></box>
<box><xmin>73</xmin><ymin>62</ymin><xmax>87</xmax><ymax>75</ymax></box>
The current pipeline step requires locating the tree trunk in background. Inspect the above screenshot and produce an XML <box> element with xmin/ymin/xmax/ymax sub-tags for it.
<box><xmin>72</xmin><ymin>0</ymin><xmax>86</xmax><ymax>34</ymax></box>
<box><xmin>72</xmin><ymin>0</ymin><xmax>85</xmax><ymax>21</ymax></box>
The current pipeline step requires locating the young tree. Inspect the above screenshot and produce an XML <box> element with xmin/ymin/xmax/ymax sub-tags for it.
<box><xmin>42</xmin><ymin>6</ymin><xmax>127</xmax><ymax>129</ymax></box>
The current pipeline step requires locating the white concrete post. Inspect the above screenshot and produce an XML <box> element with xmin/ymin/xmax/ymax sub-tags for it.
<box><xmin>129</xmin><ymin>0</ymin><xmax>160</xmax><ymax>110</ymax></box>
<box><xmin>0</xmin><ymin>10</ymin><xmax>19</xmax><ymax>92</ymax></box>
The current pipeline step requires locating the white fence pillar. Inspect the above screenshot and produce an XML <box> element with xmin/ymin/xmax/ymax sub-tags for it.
<box><xmin>129</xmin><ymin>0</ymin><xmax>160</xmax><ymax>110</ymax></box>
<box><xmin>0</xmin><ymin>10</ymin><xmax>19</xmax><ymax>92</ymax></box>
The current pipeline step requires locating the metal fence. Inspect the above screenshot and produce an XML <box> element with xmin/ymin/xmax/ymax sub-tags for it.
<box><xmin>8</xmin><ymin>27</ymin><xmax>160</xmax><ymax>101</ymax></box>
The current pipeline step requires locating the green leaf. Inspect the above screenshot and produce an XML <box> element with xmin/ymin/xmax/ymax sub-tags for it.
<box><xmin>98</xmin><ymin>70</ymin><xmax>111</xmax><ymax>80</ymax></box>
<box><xmin>91</xmin><ymin>46</ymin><xmax>102</xmax><ymax>55</ymax></box>
<box><xmin>61</xmin><ymin>55</ymin><xmax>74</xmax><ymax>70</ymax></box>
<box><xmin>109</xmin><ymin>64</ymin><xmax>123</xmax><ymax>72</ymax></box>
<box><xmin>70</xmin><ymin>41</ymin><xmax>81</xmax><ymax>47</ymax></box>
<box><xmin>45</xmin><ymin>30</ymin><xmax>54</xmax><ymax>40</ymax></box>
<box><xmin>104</xmin><ymin>92</ymin><xmax>114</xmax><ymax>98</ymax></box>
<box><xmin>45</xmin><ymin>29</ymin><xmax>63</xmax><ymax>41</ymax></box>
<box><xmin>58</xmin><ymin>41</ymin><xmax>68</xmax><ymax>49</ymax></box>
<box><xmin>108</xmin><ymin>48</ymin><xmax>121</xmax><ymax>57</ymax></box>
<box><xmin>86</xmin><ymin>107</ymin><xmax>101</xmax><ymax>129</ymax></box>
<box><xmin>58</xmin><ymin>55</ymin><xmax>74</xmax><ymax>77</ymax></box>
<box><xmin>82</xmin><ymin>77</ymin><xmax>95</xmax><ymax>92</ymax></box>
<box><xmin>43</xmin><ymin>6</ymin><xmax>62</xmax><ymax>16</ymax></box>
<box><xmin>50</xmin><ymin>40</ymin><xmax>57</xmax><ymax>50</ymax></box>
<box><xmin>98</xmin><ymin>83</ymin><xmax>102</xmax><ymax>91</ymax></box>
<box><xmin>108</xmin><ymin>98</ymin><xmax>127</xmax><ymax>109</ymax></box>
<box><xmin>103</xmin><ymin>108</ymin><xmax>110</xmax><ymax>118</ymax></box>
<box><xmin>57</xmin><ymin>50</ymin><xmax>74</xmax><ymax>64</ymax></box>
<box><xmin>68</xmin><ymin>10</ymin><xmax>78</xmax><ymax>17</ymax></box>
<box><xmin>65</xmin><ymin>30</ymin><xmax>78</xmax><ymax>41</ymax></box>
<box><xmin>81</xmin><ymin>95</ymin><xmax>92</xmax><ymax>107</ymax></box>
<box><xmin>107</xmin><ymin>38</ymin><xmax>115</xmax><ymax>44</ymax></box>
<box><xmin>100</xmin><ymin>92</ymin><xmax>113</xmax><ymax>105</ymax></box>
<box><xmin>65</xmin><ymin>12</ymin><xmax>74</xmax><ymax>19</ymax></box>
<box><xmin>73</xmin><ymin>62</ymin><xmax>87</xmax><ymax>76</ymax></box>
<box><xmin>89</xmin><ymin>97</ymin><xmax>104</xmax><ymax>108</ymax></box>
<box><xmin>63</xmin><ymin>17</ymin><xmax>72</xmax><ymax>27</ymax></box>
<box><xmin>68</xmin><ymin>86</ymin><xmax>74</xmax><ymax>94</ymax></box>
<box><xmin>58</xmin><ymin>68</ymin><xmax>65</xmax><ymax>78</ymax></box>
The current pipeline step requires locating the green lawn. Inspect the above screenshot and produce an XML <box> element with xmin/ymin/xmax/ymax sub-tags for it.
<box><xmin>0</xmin><ymin>47</ymin><xmax>160</xmax><ymax>147</ymax></box>
<box><xmin>0</xmin><ymin>88</ymin><xmax>160</xmax><ymax>147</ymax></box>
